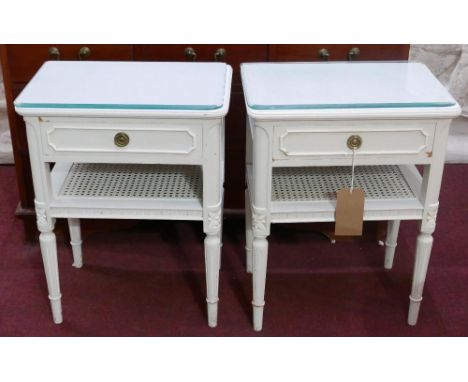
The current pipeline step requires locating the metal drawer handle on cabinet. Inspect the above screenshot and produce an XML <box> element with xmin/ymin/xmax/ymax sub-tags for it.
<box><xmin>318</xmin><ymin>48</ymin><xmax>330</xmax><ymax>61</ymax></box>
<box><xmin>48</xmin><ymin>47</ymin><xmax>60</xmax><ymax>60</ymax></box>
<box><xmin>184</xmin><ymin>47</ymin><xmax>197</xmax><ymax>61</ymax></box>
<box><xmin>114</xmin><ymin>132</ymin><xmax>130</xmax><ymax>147</ymax></box>
<box><xmin>347</xmin><ymin>135</ymin><xmax>362</xmax><ymax>150</ymax></box>
<box><xmin>78</xmin><ymin>46</ymin><xmax>91</xmax><ymax>60</ymax></box>
<box><xmin>347</xmin><ymin>47</ymin><xmax>361</xmax><ymax>61</ymax></box>
<box><xmin>214</xmin><ymin>48</ymin><xmax>226</xmax><ymax>62</ymax></box>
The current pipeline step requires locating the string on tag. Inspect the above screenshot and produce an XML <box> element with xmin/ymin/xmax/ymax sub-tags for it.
<box><xmin>350</xmin><ymin>148</ymin><xmax>356</xmax><ymax>193</ymax></box>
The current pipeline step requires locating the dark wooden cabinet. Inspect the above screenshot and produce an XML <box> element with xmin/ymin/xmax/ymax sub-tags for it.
<box><xmin>6</xmin><ymin>44</ymin><xmax>133</xmax><ymax>83</ymax></box>
<box><xmin>0</xmin><ymin>44</ymin><xmax>409</xmax><ymax>241</ymax></box>
<box><xmin>134</xmin><ymin>44</ymin><xmax>268</xmax><ymax>84</ymax></box>
<box><xmin>269</xmin><ymin>44</ymin><xmax>410</xmax><ymax>62</ymax></box>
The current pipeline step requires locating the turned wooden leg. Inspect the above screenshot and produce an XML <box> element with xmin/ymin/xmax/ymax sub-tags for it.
<box><xmin>39</xmin><ymin>228</ymin><xmax>62</xmax><ymax>324</ymax></box>
<box><xmin>68</xmin><ymin>218</ymin><xmax>83</xmax><ymax>268</ymax></box>
<box><xmin>245</xmin><ymin>190</ymin><xmax>253</xmax><ymax>273</ymax></box>
<box><xmin>252</xmin><ymin>236</ymin><xmax>268</xmax><ymax>331</ymax></box>
<box><xmin>384</xmin><ymin>220</ymin><xmax>400</xmax><ymax>269</ymax></box>
<box><xmin>408</xmin><ymin>232</ymin><xmax>433</xmax><ymax>325</ymax></box>
<box><xmin>204</xmin><ymin>232</ymin><xmax>221</xmax><ymax>328</ymax></box>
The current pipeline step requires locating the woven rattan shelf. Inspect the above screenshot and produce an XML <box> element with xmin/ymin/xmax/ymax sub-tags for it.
<box><xmin>247</xmin><ymin>164</ymin><xmax>424</xmax><ymax>223</ymax></box>
<box><xmin>49</xmin><ymin>162</ymin><xmax>204</xmax><ymax>220</ymax></box>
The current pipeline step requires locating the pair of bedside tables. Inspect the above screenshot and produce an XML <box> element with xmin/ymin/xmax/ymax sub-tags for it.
<box><xmin>14</xmin><ymin>60</ymin><xmax>460</xmax><ymax>331</ymax></box>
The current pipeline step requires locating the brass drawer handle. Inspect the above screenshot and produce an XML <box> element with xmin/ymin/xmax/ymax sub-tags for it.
<box><xmin>347</xmin><ymin>135</ymin><xmax>362</xmax><ymax>150</ymax></box>
<box><xmin>48</xmin><ymin>46</ymin><xmax>60</xmax><ymax>60</ymax></box>
<box><xmin>114</xmin><ymin>132</ymin><xmax>130</xmax><ymax>147</ymax></box>
<box><xmin>78</xmin><ymin>46</ymin><xmax>91</xmax><ymax>60</ymax></box>
<box><xmin>347</xmin><ymin>47</ymin><xmax>360</xmax><ymax>61</ymax></box>
<box><xmin>184</xmin><ymin>47</ymin><xmax>197</xmax><ymax>61</ymax></box>
<box><xmin>318</xmin><ymin>48</ymin><xmax>330</xmax><ymax>61</ymax></box>
<box><xmin>214</xmin><ymin>48</ymin><xmax>226</xmax><ymax>61</ymax></box>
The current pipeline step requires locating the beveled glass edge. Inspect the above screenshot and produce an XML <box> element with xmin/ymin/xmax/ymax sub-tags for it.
<box><xmin>248</xmin><ymin>102</ymin><xmax>456</xmax><ymax>110</ymax></box>
<box><xmin>15</xmin><ymin>102</ymin><xmax>223</xmax><ymax>110</ymax></box>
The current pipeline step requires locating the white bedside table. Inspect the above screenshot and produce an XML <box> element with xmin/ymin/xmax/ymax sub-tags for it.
<box><xmin>15</xmin><ymin>61</ymin><xmax>232</xmax><ymax>327</ymax></box>
<box><xmin>241</xmin><ymin>62</ymin><xmax>461</xmax><ymax>331</ymax></box>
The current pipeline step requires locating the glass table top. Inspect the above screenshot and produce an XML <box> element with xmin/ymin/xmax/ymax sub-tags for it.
<box><xmin>14</xmin><ymin>61</ymin><xmax>229</xmax><ymax>111</ymax></box>
<box><xmin>241</xmin><ymin>62</ymin><xmax>457</xmax><ymax>110</ymax></box>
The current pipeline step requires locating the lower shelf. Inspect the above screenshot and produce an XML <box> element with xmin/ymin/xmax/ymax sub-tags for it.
<box><xmin>49</xmin><ymin>162</ymin><xmax>203</xmax><ymax>220</ymax></box>
<box><xmin>246</xmin><ymin>164</ymin><xmax>424</xmax><ymax>223</ymax></box>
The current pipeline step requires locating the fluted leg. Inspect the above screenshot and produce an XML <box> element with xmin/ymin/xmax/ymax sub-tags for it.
<box><xmin>219</xmin><ymin>195</ymin><xmax>224</xmax><ymax>271</ymax></box>
<box><xmin>252</xmin><ymin>236</ymin><xmax>268</xmax><ymax>331</ymax></box>
<box><xmin>408</xmin><ymin>232</ymin><xmax>433</xmax><ymax>325</ymax></box>
<box><xmin>384</xmin><ymin>220</ymin><xmax>400</xmax><ymax>269</ymax></box>
<box><xmin>68</xmin><ymin>218</ymin><xmax>83</xmax><ymax>268</ymax></box>
<box><xmin>205</xmin><ymin>233</ymin><xmax>221</xmax><ymax>328</ymax></box>
<box><xmin>245</xmin><ymin>190</ymin><xmax>253</xmax><ymax>273</ymax></box>
<box><xmin>39</xmin><ymin>230</ymin><xmax>62</xmax><ymax>324</ymax></box>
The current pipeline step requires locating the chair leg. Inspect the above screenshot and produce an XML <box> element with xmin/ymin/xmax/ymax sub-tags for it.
<box><xmin>205</xmin><ymin>232</ymin><xmax>221</xmax><ymax>328</ymax></box>
<box><xmin>384</xmin><ymin>220</ymin><xmax>400</xmax><ymax>269</ymax></box>
<box><xmin>68</xmin><ymin>218</ymin><xmax>83</xmax><ymax>268</ymax></box>
<box><xmin>408</xmin><ymin>232</ymin><xmax>433</xmax><ymax>325</ymax></box>
<box><xmin>39</xmin><ymin>229</ymin><xmax>63</xmax><ymax>324</ymax></box>
<box><xmin>252</xmin><ymin>236</ymin><xmax>268</xmax><ymax>331</ymax></box>
<box><xmin>245</xmin><ymin>190</ymin><xmax>253</xmax><ymax>273</ymax></box>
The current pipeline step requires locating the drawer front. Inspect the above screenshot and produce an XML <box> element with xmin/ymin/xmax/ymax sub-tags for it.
<box><xmin>6</xmin><ymin>44</ymin><xmax>133</xmax><ymax>83</ymax></box>
<box><xmin>273</xmin><ymin>121</ymin><xmax>436</xmax><ymax>161</ymax></box>
<box><xmin>269</xmin><ymin>44</ymin><xmax>410</xmax><ymax>62</ymax></box>
<box><xmin>40</xmin><ymin>120</ymin><xmax>202</xmax><ymax>161</ymax></box>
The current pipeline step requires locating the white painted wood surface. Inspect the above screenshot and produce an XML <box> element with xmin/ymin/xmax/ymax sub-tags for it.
<box><xmin>16</xmin><ymin>62</ymin><xmax>233</xmax><ymax>327</ymax></box>
<box><xmin>242</xmin><ymin>62</ymin><xmax>461</xmax><ymax>331</ymax></box>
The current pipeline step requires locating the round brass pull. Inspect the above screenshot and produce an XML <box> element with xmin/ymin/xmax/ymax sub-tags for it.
<box><xmin>347</xmin><ymin>47</ymin><xmax>360</xmax><ymax>61</ymax></box>
<box><xmin>48</xmin><ymin>46</ymin><xmax>60</xmax><ymax>60</ymax></box>
<box><xmin>114</xmin><ymin>132</ymin><xmax>130</xmax><ymax>147</ymax></box>
<box><xmin>78</xmin><ymin>46</ymin><xmax>91</xmax><ymax>60</ymax></box>
<box><xmin>214</xmin><ymin>48</ymin><xmax>226</xmax><ymax>61</ymax></box>
<box><xmin>318</xmin><ymin>48</ymin><xmax>330</xmax><ymax>61</ymax></box>
<box><xmin>184</xmin><ymin>47</ymin><xmax>197</xmax><ymax>61</ymax></box>
<box><xmin>347</xmin><ymin>135</ymin><xmax>362</xmax><ymax>150</ymax></box>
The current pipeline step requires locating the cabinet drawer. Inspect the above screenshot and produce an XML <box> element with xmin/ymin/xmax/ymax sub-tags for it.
<box><xmin>272</xmin><ymin>121</ymin><xmax>436</xmax><ymax>161</ymax></box>
<box><xmin>6</xmin><ymin>44</ymin><xmax>133</xmax><ymax>83</ymax></box>
<box><xmin>40</xmin><ymin>119</ymin><xmax>202</xmax><ymax>162</ymax></box>
<box><xmin>269</xmin><ymin>44</ymin><xmax>410</xmax><ymax>62</ymax></box>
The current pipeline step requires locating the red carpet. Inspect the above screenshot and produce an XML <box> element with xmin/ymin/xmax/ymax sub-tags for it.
<box><xmin>0</xmin><ymin>164</ymin><xmax>467</xmax><ymax>336</ymax></box>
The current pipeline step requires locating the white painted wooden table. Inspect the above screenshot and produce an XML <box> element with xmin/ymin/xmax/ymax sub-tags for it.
<box><xmin>15</xmin><ymin>61</ymin><xmax>232</xmax><ymax>327</ymax></box>
<box><xmin>241</xmin><ymin>62</ymin><xmax>461</xmax><ymax>331</ymax></box>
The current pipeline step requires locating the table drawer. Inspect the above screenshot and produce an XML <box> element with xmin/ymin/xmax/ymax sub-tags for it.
<box><xmin>40</xmin><ymin>119</ymin><xmax>202</xmax><ymax>161</ymax></box>
<box><xmin>273</xmin><ymin>121</ymin><xmax>436</xmax><ymax>161</ymax></box>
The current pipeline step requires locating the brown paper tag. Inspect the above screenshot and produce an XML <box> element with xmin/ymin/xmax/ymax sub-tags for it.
<box><xmin>335</xmin><ymin>188</ymin><xmax>365</xmax><ymax>236</ymax></box>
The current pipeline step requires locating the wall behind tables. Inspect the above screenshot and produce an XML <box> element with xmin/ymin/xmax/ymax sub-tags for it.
<box><xmin>410</xmin><ymin>44</ymin><xmax>468</xmax><ymax>163</ymax></box>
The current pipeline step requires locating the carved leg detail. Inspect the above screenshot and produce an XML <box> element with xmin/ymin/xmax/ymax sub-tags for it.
<box><xmin>384</xmin><ymin>220</ymin><xmax>400</xmax><ymax>270</ymax></box>
<box><xmin>204</xmin><ymin>233</ymin><xmax>221</xmax><ymax>328</ymax></box>
<box><xmin>68</xmin><ymin>218</ymin><xmax>83</xmax><ymax>268</ymax></box>
<box><xmin>39</xmin><ymin>231</ymin><xmax>62</xmax><ymax>324</ymax></box>
<box><xmin>245</xmin><ymin>190</ymin><xmax>253</xmax><ymax>273</ymax></box>
<box><xmin>252</xmin><ymin>236</ymin><xmax>268</xmax><ymax>331</ymax></box>
<box><xmin>408</xmin><ymin>232</ymin><xmax>433</xmax><ymax>326</ymax></box>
